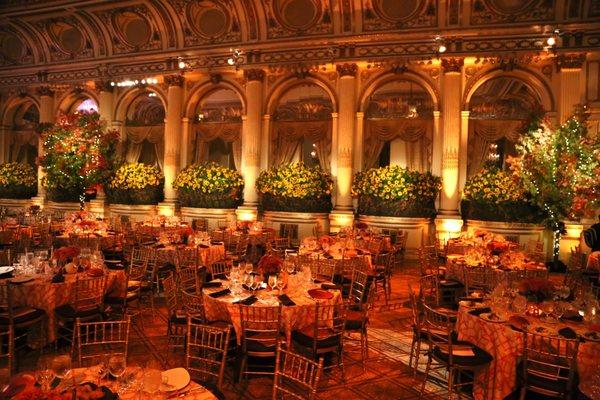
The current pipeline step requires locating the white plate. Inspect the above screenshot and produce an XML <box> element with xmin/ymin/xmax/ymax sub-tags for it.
<box><xmin>160</xmin><ymin>368</ymin><xmax>190</xmax><ymax>392</ymax></box>
<box><xmin>479</xmin><ymin>312</ymin><xmax>507</xmax><ymax>323</ymax></box>
<box><xmin>529</xmin><ymin>325</ymin><xmax>557</xmax><ymax>336</ymax></box>
<box><xmin>582</xmin><ymin>331</ymin><xmax>600</xmax><ymax>342</ymax></box>
<box><xmin>0</xmin><ymin>266</ymin><xmax>14</xmax><ymax>275</ymax></box>
<box><xmin>8</xmin><ymin>276</ymin><xmax>34</xmax><ymax>284</ymax></box>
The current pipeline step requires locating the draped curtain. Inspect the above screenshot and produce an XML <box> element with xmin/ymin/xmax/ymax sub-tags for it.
<box><xmin>271</xmin><ymin>120</ymin><xmax>331</xmax><ymax>171</ymax></box>
<box><xmin>467</xmin><ymin>119</ymin><xmax>524</xmax><ymax>177</ymax></box>
<box><xmin>9</xmin><ymin>130</ymin><xmax>37</xmax><ymax>164</ymax></box>
<box><xmin>193</xmin><ymin>123</ymin><xmax>242</xmax><ymax>169</ymax></box>
<box><xmin>125</xmin><ymin>125</ymin><xmax>164</xmax><ymax>170</ymax></box>
<box><xmin>364</xmin><ymin>119</ymin><xmax>432</xmax><ymax>171</ymax></box>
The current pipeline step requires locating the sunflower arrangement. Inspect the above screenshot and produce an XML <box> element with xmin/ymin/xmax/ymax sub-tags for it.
<box><xmin>255</xmin><ymin>162</ymin><xmax>333</xmax><ymax>213</ymax></box>
<box><xmin>173</xmin><ymin>162</ymin><xmax>244</xmax><ymax>208</ymax></box>
<box><xmin>461</xmin><ymin>167</ymin><xmax>543</xmax><ymax>223</ymax></box>
<box><xmin>352</xmin><ymin>166</ymin><xmax>441</xmax><ymax>217</ymax></box>
<box><xmin>0</xmin><ymin>162</ymin><xmax>37</xmax><ymax>199</ymax></box>
<box><xmin>106</xmin><ymin>163</ymin><xmax>164</xmax><ymax>205</ymax></box>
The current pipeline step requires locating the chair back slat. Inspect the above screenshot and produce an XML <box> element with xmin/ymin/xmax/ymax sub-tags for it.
<box><xmin>239</xmin><ymin>305</ymin><xmax>282</xmax><ymax>356</ymax></box>
<box><xmin>272</xmin><ymin>344</ymin><xmax>323</xmax><ymax>400</ymax></box>
<box><xmin>76</xmin><ymin>317</ymin><xmax>130</xmax><ymax>367</ymax></box>
<box><xmin>186</xmin><ymin>320</ymin><xmax>231</xmax><ymax>389</ymax></box>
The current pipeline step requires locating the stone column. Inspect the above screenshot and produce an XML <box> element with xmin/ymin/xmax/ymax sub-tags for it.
<box><xmin>458</xmin><ymin>110</ymin><xmax>470</xmax><ymax>192</ymax></box>
<box><xmin>180</xmin><ymin>117</ymin><xmax>191</xmax><ymax>170</ymax></box>
<box><xmin>435</xmin><ymin>58</ymin><xmax>464</xmax><ymax>242</ymax></box>
<box><xmin>33</xmin><ymin>86</ymin><xmax>55</xmax><ymax>206</ymax></box>
<box><xmin>330</xmin><ymin>63</ymin><xmax>357</xmax><ymax>231</ymax></box>
<box><xmin>237</xmin><ymin>69</ymin><xmax>264</xmax><ymax>222</ymax></box>
<box><xmin>0</xmin><ymin>125</ymin><xmax>9</xmax><ymax>163</ymax></box>
<box><xmin>557</xmin><ymin>53</ymin><xmax>586</xmax><ymax>124</ymax></box>
<box><xmin>353</xmin><ymin>112</ymin><xmax>364</xmax><ymax>173</ymax></box>
<box><xmin>158</xmin><ymin>74</ymin><xmax>184</xmax><ymax>216</ymax></box>
<box><xmin>431</xmin><ymin>110</ymin><xmax>442</xmax><ymax>177</ymax></box>
<box><xmin>260</xmin><ymin>114</ymin><xmax>270</xmax><ymax>170</ymax></box>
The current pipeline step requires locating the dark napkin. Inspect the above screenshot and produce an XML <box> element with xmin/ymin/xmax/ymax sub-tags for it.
<box><xmin>558</xmin><ymin>327</ymin><xmax>578</xmax><ymax>339</ymax></box>
<box><xmin>561</xmin><ymin>311</ymin><xmax>583</xmax><ymax>322</ymax></box>
<box><xmin>154</xmin><ymin>243</ymin><xmax>166</xmax><ymax>248</ymax></box>
<box><xmin>51</xmin><ymin>274</ymin><xmax>65</xmax><ymax>283</ymax></box>
<box><xmin>209</xmin><ymin>288</ymin><xmax>231</xmax><ymax>298</ymax></box>
<box><xmin>235</xmin><ymin>295</ymin><xmax>258</xmax><ymax>306</ymax></box>
<box><xmin>0</xmin><ymin>272</ymin><xmax>13</xmax><ymax>279</ymax></box>
<box><xmin>321</xmin><ymin>283</ymin><xmax>341</xmax><ymax>290</ymax></box>
<box><xmin>211</xmin><ymin>240</ymin><xmax>224</xmax><ymax>245</ymax></box>
<box><xmin>323</xmin><ymin>254</ymin><xmax>334</xmax><ymax>259</ymax></box>
<box><xmin>278</xmin><ymin>294</ymin><xmax>296</xmax><ymax>306</ymax></box>
<box><xmin>203</xmin><ymin>281</ymin><xmax>222</xmax><ymax>288</ymax></box>
<box><xmin>198</xmin><ymin>244</ymin><xmax>209</xmax><ymax>248</ymax></box>
<box><xmin>313</xmin><ymin>279</ymin><xmax>324</xmax><ymax>284</ymax></box>
<box><xmin>468</xmin><ymin>307</ymin><xmax>492</xmax><ymax>317</ymax></box>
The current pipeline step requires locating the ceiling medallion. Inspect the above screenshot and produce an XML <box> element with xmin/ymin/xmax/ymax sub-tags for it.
<box><xmin>112</xmin><ymin>11</ymin><xmax>152</xmax><ymax>48</ymax></box>
<box><xmin>48</xmin><ymin>21</ymin><xmax>85</xmax><ymax>54</ymax></box>
<box><xmin>186</xmin><ymin>1</ymin><xmax>230</xmax><ymax>39</ymax></box>
<box><xmin>484</xmin><ymin>0</ymin><xmax>537</xmax><ymax>15</ymax></box>
<box><xmin>372</xmin><ymin>0</ymin><xmax>424</xmax><ymax>23</ymax></box>
<box><xmin>273</xmin><ymin>0</ymin><xmax>323</xmax><ymax>32</ymax></box>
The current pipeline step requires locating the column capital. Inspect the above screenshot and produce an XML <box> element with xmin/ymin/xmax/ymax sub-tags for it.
<box><xmin>336</xmin><ymin>63</ymin><xmax>358</xmax><ymax>78</ymax></box>
<box><xmin>356</xmin><ymin>112</ymin><xmax>364</xmax><ymax>119</ymax></box>
<box><xmin>441</xmin><ymin>58</ymin><xmax>464</xmax><ymax>74</ymax></box>
<box><xmin>556</xmin><ymin>53</ymin><xmax>586</xmax><ymax>71</ymax></box>
<box><xmin>244</xmin><ymin>69</ymin><xmax>265</xmax><ymax>82</ymax></box>
<box><xmin>111</xmin><ymin>120</ymin><xmax>123</xmax><ymax>127</ymax></box>
<box><xmin>262</xmin><ymin>114</ymin><xmax>271</xmax><ymax>121</ymax></box>
<box><xmin>164</xmin><ymin>74</ymin><xmax>184</xmax><ymax>87</ymax></box>
<box><xmin>331</xmin><ymin>112</ymin><xmax>339</xmax><ymax>118</ymax></box>
<box><xmin>433</xmin><ymin>110</ymin><xmax>441</xmax><ymax>118</ymax></box>
<box><xmin>95</xmin><ymin>80</ymin><xmax>114</xmax><ymax>93</ymax></box>
<box><xmin>36</xmin><ymin>86</ymin><xmax>54</xmax><ymax>97</ymax></box>
<box><xmin>461</xmin><ymin>110</ymin><xmax>470</xmax><ymax>118</ymax></box>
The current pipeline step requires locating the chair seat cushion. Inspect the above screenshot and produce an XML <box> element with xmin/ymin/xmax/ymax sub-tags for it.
<box><xmin>345</xmin><ymin>310</ymin><xmax>366</xmax><ymax>331</ymax></box>
<box><xmin>169</xmin><ymin>311</ymin><xmax>187</xmax><ymax>325</ymax></box>
<box><xmin>245</xmin><ymin>331</ymin><xmax>279</xmax><ymax>354</ymax></box>
<box><xmin>55</xmin><ymin>304</ymin><xmax>101</xmax><ymax>319</ymax></box>
<box><xmin>0</xmin><ymin>307</ymin><xmax>45</xmax><ymax>325</ymax></box>
<box><xmin>439</xmin><ymin>279</ymin><xmax>464</xmax><ymax>288</ymax></box>
<box><xmin>432</xmin><ymin>340</ymin><xmax>492</xmax><ymax>367</ymax></box>
<box><xmin>104</xmin><ymin>291</ymin><xmax>139</xmax><ymax>305</ymax></box>
<box><xmin>292</xmin><ymin>327</ymin><xmax>341</xmax><ymax>349</ymax></box>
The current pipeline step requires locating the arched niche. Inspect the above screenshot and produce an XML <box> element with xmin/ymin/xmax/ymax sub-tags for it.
<box><xmin>270</xmin><ymin>82</ymin><xmax>333</xmax><ymax>170</ymax></box>
<box><xmin>56</xmin><ymin>90</ymin><xmax>98</xmax><ymax>115</ymax></box>
<box><xmin>4</xmin><ymin>100</ymin><xmax>39</xmax><ymax>167</ymax></box>
<box><xmin>123</xmin><ymin>90</ymin><xmax>165</xmax><ymax>169</ymax></box>
<box><xmin>191</xmin><ymin>87</ymin><xmax>243</xmax><ymax>170</ymax></box>
<box><xmin>467</xmin><ymin>76</ymin><xmax>543</xmax><ymax>177</ymax></box>
<box><xmin>363</xmin><ymin>79</ymin><xmax>434</xmax><ymax>172</ymax></box>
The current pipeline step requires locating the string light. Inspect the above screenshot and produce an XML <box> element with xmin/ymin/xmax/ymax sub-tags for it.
<box><xmin>110</xmin><ymin>77</ymin><xmax>158</xmax><ymax>87</ymax></box>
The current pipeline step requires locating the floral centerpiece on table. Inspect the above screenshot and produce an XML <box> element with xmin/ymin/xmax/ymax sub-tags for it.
<box><xmin>53</xmin><ymin>246</ymin><xmax>79</xmax><ymax>264</ymax></box>
<box><xmin>461</xmin><ymin>167</ymin><xmax>544</xmax><ymax>223</ymax></box>
<box><xmin>518</xmin><ymin>277</ymin><xmax>555</xmax><ymax>303</ymax></box>
<box><xmin>256</xmin><ymin>162</ymin><xmax>333</xmax><ymax>213</ymax></box>
<box><xmin>258</xmin><ymin>254</ymin><xmax>282</xmax><ymax>277</ymax></box>
<box><xmin>352</xmin><ymin>166</ymin><xmax>441</xmax><ymax>218</ymax></box>
<box><xmin>40</xmin><ymin>111</ymin><xmax>119</xmax><ymax>205</ymax></box>
<box><xmin>173</xmin><ymin>162</ymin><xmax>244</xmax><ymax>209</ymax></box>
<box><xmin>0</xmin><ymin>162</ymin><xmax>37</xmax><ymax>199</ymax></box>
<box><xmin>106</xmin><ymin>163</ymin><xmax>164</xmax><ymax>205</ymax></box>
<box><xmin>63</xmin><ymin>210</ymin><xmax>108</xmax><ymax>234</ymax></box>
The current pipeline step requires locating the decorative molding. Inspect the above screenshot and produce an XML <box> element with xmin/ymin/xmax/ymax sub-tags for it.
<box><xmin>441</xmin><ymin>57</ymin><xmax>464</xmax><ymax>73</ymax></box>
<box><xmin>36</xmin><ymin>86</ymin><xmax>54</xmax><ymax>97</ymax></box>
<box><xmin>243</xmin><ymin>69</ymin><xmax>265</xmax><ymax>82</ymax></box>
<box><xmin>209</xmin><ymin>73</ymin><xmax>222</xmax><ymax>84</ymax></box>
<box><xmin>336</xmin><ymin>63</ymin><xmax>357</xmax><ymax>77</ymax></box>
<box><xmin>442</xmin><ymin>148</ymin><xmax>458</xmax><ymax>170</ymax></box>
<box><xmin>164</xmin><ymin>74</ymin><xmax>184</xmax><ymax>87</ymax></box>
<box><xmin>95</xmin><ymin>80</ymin><xmax>114</xmax><ymax>93</ymax></box>
<box><xmin>243</xmin><ymin>147</ymin><xmax>260</xmax><ymax>167</ymax></box>
<box><xmin>337</xmin><ymin>147</ymin><xmax>353</xmax><ymax>168</ymax></box>
<box><xmin>556</xmin><ymin>53</ymin><xmax>586</xmax><ymax>71</ymax></box>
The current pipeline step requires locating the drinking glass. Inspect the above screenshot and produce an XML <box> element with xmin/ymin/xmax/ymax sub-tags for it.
<box><xmin>268</xmin><ymin>275</ymin><xmax>277</xmax><ymax>292</ymax></box>
<box><xmin>285</xmin><ymin>262</ymin><xmax>295</xmax><ymax>275</ymax></box>
<box><xmin>108</xmin><ymin>354</ymin><xmax>127</xmax><ymax>394</ymax></box>
<box><xmin>51</xmin><ymin>354</ymin><xmax>71</xmax><ymax>380</ymax></box>
<box><xmin>142</xmin><ymin>367</ymin><xmax>162</xmax><ymax>396</ymax></box>
<box><xmin>36</xmin><ymin>355</ymin><xmax>55</xmax><ymax>391</ymax></box>
<box><xmin>244</xmin><ymin>263</ymin><xmax>254</xmax><ymax>275</ymax></box>
<box><xmin>276</xmin><ymin>274</ymin><xmax>285</xmax><ymax>293</ymax></box>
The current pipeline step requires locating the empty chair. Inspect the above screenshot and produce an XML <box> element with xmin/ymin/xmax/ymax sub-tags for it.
<box><xmin>209</xmin><ymin>261</ymin><xmax>231</xmax><ymax>280</ymax></box>
<box><xmin>163</xmin><ymin>274</ymin><xmax>186</xmax><ymax>358</ymax></box>
<box><xmin>74</xmin><ymin>317</ymin><xmax>130</xmax><ymax>367</ymax></box>
<box><xmin>272</xmin><ymin>343</ymin><xmax>324</xmax><ymax>400</ymax></box>
<box><xmin>419</xmin><ymin>274</ymin><xmax>439</xmax><ymax>306</ymax></box>
<box><xmin>463</xmin><ymin>267</ymin><xmax>493</xmax><ymax>296</ymax></box>
<box><xmin>345</xmin><ymin>268</ymin><xmax>376</xmax><ymax>369</ymax></box>
<box><xmin>177</xmin><ymin>246</ymin><xmax>199</xmax><ymax>270</ymax></box>
<box><xmin>178</xmin><ymin>266</ymin><xmax>204</xmax><ymax>294</ymax></box>
<box><xmin>0</xmin><ymin>328</ymin><xmax>13</xmax><ymax>376</ymax></box>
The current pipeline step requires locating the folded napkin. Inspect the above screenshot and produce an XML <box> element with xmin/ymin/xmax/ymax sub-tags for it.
<box><xmin>323</xmin><ymin>254</ymin><xmax>334</xmax><ymax>259</ymax></box>
<box><xmin>468</xmin><ymin>307</ymin><xmax>491</xmax><ymax>317</ymax></box>
<box><xmin>235</xmin><ymin>295</ymin><xmax>258</xmax><ymax>306</ymax></box>
<box><xmin>558</xmin><ymin>327</ymin><xmax>578</xmax><ymax>339</ymax></box>
<box><xmin>452</xmin><ymin>347</ymin><xmax>476</xmax><ymax>357</ymax></box>
<box><xmin>561</xmin><ymin>311</ymin><xmax>583</xmax><ymax>322</ymax></box>
<box><xmin>209</xmin><ymin>289</ymin><xmax>231</xmax><ymax>298</ymax></box>
<box><xmin>278</xmin><ymin>294</ymin><xmax>296</xmax><ymax>306</ymax></box>
<box><xmin>51</xmin><ymin>274</ymin><xmax>65</xmax><ymax>283</ymax></box>
<box><xmin>313</xmin><ymin>279</ymin><xmax>324</xmax><ymax>284</ymax></box>
<box><xmin>0</xmin><ymin>272</ymin><xmax>13</xmax><ymax>279</ymax></box>
<box><xmin>321</xmin><ymin>283</ymin><xmax>341</xmax><ymax>290</ymax></box>
<box><xmin>211</xmin><ymin>241</ymin><xmax>224</xmax><ymax>245</ymax></box>
<box><xmin>202</xmin><ymin>281</ymin><xmax>222</xmax><ymax>288</ymax></box>
<box><xmin>198</xmin><ymin>244</ymin><xmax>209</xmax><ymax>249</ymax></box>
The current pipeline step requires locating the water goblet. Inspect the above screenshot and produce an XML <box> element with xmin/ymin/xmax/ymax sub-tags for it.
<box><xmin>36</xmin><ymin>355</ymin><xmax>55</xmax><ymax>391</ymax></box>
<box><xmin>108</xmin><ymin>354</ymin><xmax>127</xmax><ymax>394</ymax></box>
<box><xmin>51</xmin><ymin>354</ymin><xmax>71</xmax><ymax>381</ymax></box>
<box><xmin>244</xmin><ymin>263</ymin><xmax>254</xmax><ymax>275</ymax></box>
<box><xmin>268</xmin><ymin>275</ymin><xmax>277</xmax><ymax>293</ymax></box>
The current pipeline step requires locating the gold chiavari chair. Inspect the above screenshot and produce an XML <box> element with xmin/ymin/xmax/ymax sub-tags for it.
<box><xmin>418</xmin><ymin>246</ymin><xmax>441</xmax><ymax>276</ymax></box>
<box><xmin>186</xmin><ymin>319</ymin><xmax>231</xmax><ymax>392</ymax></box>
<box><xmin>55</xmin><ymin>276</ymin><xmax>106</xmax><ymax>352</ymax></box>
<box><xmin>0</xmin><ymin>249</ymin><xmax>11</xmax><ymax>266</ymax></box>
<box><xmin>519</xmin><ymin>331</ymin><xmax>579</xmax><ymax>400</ymax></box>
<box><xmin>314</xmin><ymin>259</ymin><xmax>336</xmax><ymax>283</ymax></box>
<box><xmin>192</xmin><ymin>219</ymin><xmax>208</xmax><ymax>232</ymax></box>
<box><xmin>163</xmin><ymin>274</ymin><xmax>186</xmax><ymax>360</ymax></box>
<box><xmin>178</xmin><ymin>267</ymin><xmax>202</xmax><ymax>294</ymax></box>
<box><xmin>0</xmin><ymin>328</ymin><xmax>13</xmax><ymax>376</ymax></box>
<box><xmin>419</xmin><ymin>274</ymin><xmax>439</xmax><ymax>306</ymax></box>
<box><xmin>524</xmin><ymin>268</ymin><xmax>549</xmax><ymax>280</ymax></box>
<box><xmin>373</xmin><ymin>251</ymin><xmax>393</xmax><ymax>304</ymax></box>
<box><xmin>419</xmin><ymin>303</ymin><xmax>492</xmax><ymax>400</ymax></box>
<box><xmin>0</xmin><ymin>231</ymin><xmax>14</xmax><ymax>250</ymax></box>
<box><xmin>272</xmin><ymin>343</ymin><xmax>324</xmax><ymax>400</ymax></box>
<box><xmin>176</xmin><ymin>246</ymin><xmax>199</xmax><ymax>270</ymax></box>
<box><xmin>392</xmin><ymin>231</ymin><xmax>408</xmax><ymax>269</ymax></box>
<box><xmin>407</xmin><ymin>284</ymin><xmax>426</xmax><ymax>376</ymax></box>
<box><xmin>291</xmin><ymin>303</ymin><xmax>347</xmax><ymax>379</ymax></box>
<box><xmin>209</xmin><ymin>261</ymin><xmax>231</xmax><ymax>280</ymax></box>
<box><xmin>345</xmin><ymin>269</ymin><xmax>376</xmax><ymax>369</ymax></box>
<box><xmin>463</xmin><ymin>267</ymin><xmax>493</xmax><ymax>296</ymax></box>
<box><xmin>104</xmin><ymin>259</ymin><xmax>144</xmax><ymax>327</ymax></box>
<box><xmin>228</xmin><ymin>234</ymin><xmax>249</xmax><ymax>263</ymax></box>
<box><xmin>239</xmin><ymin>304</ymin><xmax>283</xmax><ymax>380</ymax></box>
<box><xmin>180</xmin><ymin>289</ymin><xmax>207</xmax><ymax>322</ymax></box>
<box><xmin>74</xmin><ymin>317</ymin><xmax>130</xmax><ymax>367</ymax></box>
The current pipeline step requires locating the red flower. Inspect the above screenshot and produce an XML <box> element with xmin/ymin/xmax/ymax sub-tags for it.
<box><xmin>258</xmin><ymin>255</ymin><xmax>282</xmax><ymax>275</ymax></box>
<box><xmin>53</xmin><ymin>246</ymin><xmax>80</xmax><ymax>262</ymax></box>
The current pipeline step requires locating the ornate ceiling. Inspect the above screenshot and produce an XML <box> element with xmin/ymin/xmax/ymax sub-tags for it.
<box><xmin>0</xmin><ymin>0</ymin><xmax>598</xmax><ymax>86</ymax></box>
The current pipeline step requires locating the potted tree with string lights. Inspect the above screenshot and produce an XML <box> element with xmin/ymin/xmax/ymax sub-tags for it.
<box><xmin>508</xmin><ymin>108</ymin><xmax>600</xmax><ymax>270</ymax></box>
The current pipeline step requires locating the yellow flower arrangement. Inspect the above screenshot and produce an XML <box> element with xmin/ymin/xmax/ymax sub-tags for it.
<box><xmin>0</xmin><ymin>162</ymin><xmax>37</xmax><ymax>199</ymax></box>
<box><xmin>173</xmin><ymin>163</ymin><xmax>244</xmax><ymax>208</ymax></box>
<box><xmin>462</xmin><ymin>167</ymin><xmax>526</xmax><ymax>204</ymax></box>
<box><xmin>106</xmin><ymin>163</ymin><xmax>164</xmax><ymax>205</ymax></box>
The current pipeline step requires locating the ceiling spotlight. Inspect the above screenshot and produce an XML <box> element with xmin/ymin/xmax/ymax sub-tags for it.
<box><xmin>438</xmin><ymin>44</ymin><xmax>447</xmax><ymax>53</ymax></box>
<box><xmin>178</xmin><ymin>58</ymin><xmax>187</xmax><ymax>69</ymax></box>
<box><xmin>227</xmin><ymin>58</ymin><xmax>235</xmax><ymax>66</ymax></box>
<box><xmin>148</xmin><ymin>92</ymin><xmax>157</xmax><ymax>97</ymax></box>
<box><xmin>546</xmin><ymin>36</ymin><xmax>556</xmax><ymax>46</ymax></box>
<box><xmin>110</xmin><ymin>82</ymin><xmax>115</xmax><ymax>86</ymax></box>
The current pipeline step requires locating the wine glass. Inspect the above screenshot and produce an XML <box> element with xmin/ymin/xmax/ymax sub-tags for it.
<box><xmin>142</xmin><ymin>368</ymin><xmax>162</xmax><ymax>396</ymax></box>
<box><xmin>108</xmin><ymin>354</ymin><xmax>127</xmax><ymax>394</ymax></box>
<box><xmin>51</xmin><ymin>354</ymin><xmax>71</xmax><ymax>380</ymax></box>
<box><xmin>285</xmin><ymin>262</ymin><xmax>295</xmax><ymax>275</ymax></box>
<box><xmin>276</xmin><ymin>273</ymin><xmax>285</xmax><ymax>293</ymax></box>
<box><xmin>36</xmin><ymin>355</ymin><xmax>55</xmax><ymax>391</ymax></box>
<box><xmin>268</xmin><ymin>275</ymin><xmax>277</xmax><ymax>293</ymax></box>
<box><xmin>244</xmin><ymin>263</ymin><xmax>254</xmax><ymax>275</ymax></box>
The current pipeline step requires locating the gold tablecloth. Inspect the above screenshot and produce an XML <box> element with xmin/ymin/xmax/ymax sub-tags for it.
<box><xmin>156</xmin><ymin>244</ymin><xmax>225</xmax><ymax>267</ymax></box>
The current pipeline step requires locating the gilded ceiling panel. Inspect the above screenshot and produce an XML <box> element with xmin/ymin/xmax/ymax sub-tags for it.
<box><xmin>265</xmin><ymin>0</ymin><xmax>333</xmax><ymax>38</ymax></box>
<box><xmin>362</xmin><ymin>0</ymin><xmax>436</xmax><ymax>31</ymax></box>
<box><xmin>173</xmin><ymin>0</ymin><xmax>242</xmax><ymax>46</ymax></box>
<box><xmin>470</xmin><ymin>0</ymin><xmax>555</xmax><ymax>24</ymax></box>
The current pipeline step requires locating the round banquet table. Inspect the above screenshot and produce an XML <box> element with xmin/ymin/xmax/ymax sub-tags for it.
<box><xmin>2</xmin><ymin>269</ymin><xmax>126</xmax><ymax>344</ymax></box>
<box><xmin>445</xmin><ymin>255</ymin><xmax>548</xmax><ymax>283</ymax></box>
<box><xmin>456</xmin><ymin>306</ymin><xmax>600</xmax><ymax>400</ymax></box>
<box><xmin>53</xmin><ymin>232</ymin><xmax>119</xmax><ymax>249</ymax></box>
<box><xmin>155</xmin><ymin>243</ymin><xmax>225</xmax><ymax>267</ymax></box>
<box><xmin>202</xmin><ymin>279</ymin><xmax>342</xmax><ymax>344</ymax></box>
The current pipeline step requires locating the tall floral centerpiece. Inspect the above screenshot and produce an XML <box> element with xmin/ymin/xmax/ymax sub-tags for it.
<box><xmin>40</xmin><ymin>111</ymin><xmax>119</xmax><ymax>207</ymax></box>
<box><xmin>106</xmin><ymin>163</ymin><xmax>164</xmax><ymax>205</ymax></box>
<box><xmin>0</xmin><ymin>162</ymin><xmax>37</xmax><ymax>199</ymax></box>
<box><xmin>256</xmin><ymin>162</ymin><xmax>333</xmax><ymax>213</ymax></box>
<box><xmin>173</xmin><ymin>162</ymin><xmax>244</xmax><ymax>208</ymax></box>
<box><xmin>461</xmin><ymin>167</ymin><xmax>544</xmax><ymax>223</ymax></box>
<box><xmin>352</xmin><ymin>166</ymin><xmax>441</xmax><ymax>217</ymax></box>
<box><xmin>508</xmin><ymin>111</ymin><xmax>600</xmax><ymax>267</ymax></box>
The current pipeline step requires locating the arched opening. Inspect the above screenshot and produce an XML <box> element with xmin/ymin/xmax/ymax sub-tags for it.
<box><xmin>123</xmin><ymin>91</ymin><xmax>165</xmax><ymax>169</ymax></box>
<box><xmin>363</xmin><ymin>79</ymin><xmax>434</xmax><ymax>171</ymax></box>
<box><xmin>7</xmin><ymin>101</ymin><xmax>39</xmax><ymax>167</ymax></box>
<box><xmin>467</xmin><ymin>76</ymin><xmax>543</xmax><ymax>177</ymax></box>
<box><xmin>270</xmin><ymin>83</ymin><xmax>333</xmax><ymax>170</ymax></box>
<box><xmin>191</xmin><ymin>88</ymin><xmax>243</xmax><ymax>169</ymax></box>
<box><xmin>57</xmin><ymin>92</ymin><xmax>98</xmax><ymax>115</ymax></box>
